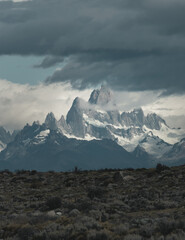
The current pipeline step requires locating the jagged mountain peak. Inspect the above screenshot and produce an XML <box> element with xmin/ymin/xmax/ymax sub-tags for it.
<box><xmin>133</xmin><ymin>108</ymin><xmax>145</xmax><ymax>118</ymax></box>
<box><xmin>138</xmin><ymin>132</ymin><xmax>172</xmax><ymax>158</ymax></box>
<box><xmin>123</xmin><ymin>107</ymin><xmax>144</xmax><ymax>116</ymax></box>
<box><xmin>72</xmin><ymin>97</ymin><xmax>81</xmax><ymax>106</ymax></box>
<box><xmin>45</xmin><ymin>112</ymin><xmax>58</xmax><ymax>130</ymax></box>
<box><xmin>71</xmin><ymin>97</ymin><xmax>88</xmax><ymax>109</ymax></box>
<box><xmin>88</xmin><ymin>85</ymin><xmax>113</xmax><ymax>105</ymax></box>
<box><xmin>33</xmin><ymin>120</ymin><xmax>40</xmax><ymax>126</ymax></box>
<box><xmin>121</xmin><ymin>107</ymin><xmax>145</xmax><ymax>127</ymax></box>
<box><xmin>0</xmin><ymin>126</ymin><xmax>14</xmax><ymax>152</ymax></box>
<box><xmin>0</xmin><ymin>126</ymin><xmax>6</xmax><ymax>131</ymax></box>
<box><xmin>141</xmin><ymin>132</ymin><xmax>171</xmax><ymax>144</ymax></box>
<box><xmin>14</xmin><ymin>121</ymin><xmax>46</xmax><ymax>143</ymax></box>
<box><xmin>58</xmin><ymin>115</ymin><xmax>72</xmax><ymax>134</ymax></box>
<box><xmin>132</xmin><ymin>145</ymin><xmax>150</xmax><ymax>158</ymax></box>
<box><xmin>133</xmin><ymin>107</ymin><xmax>144</xmax><ymax>113</ymax></box>
<box><xmin>160</xmin><ymin>137</ymin><xmax>185</xmax><ymax>165</ymax></box>
<box><xmin>0</xmin><ymin>126</ymin><xmax>12</xmax><ymax>144</ymax></box>
<box><xmin>66</xmin><ymin>97</ymin><xmax>86</xmax><ymax>137</ymax></box>
<box><xmin>59</xmin><ymin>115</ymin><xmax>65</xmax><ymax>122</ymax></box>
<box><xmin>145</xmin><ymin>112</ymin><xmax>167</xmax><ymax>130</ymax></box>
<box><xmin>45</xmin><ymin>112</ymin><xmax>56</xmax><ymax>120</ymax></box>
<box><xmin>0</xmin><ymin>86</ymin><xmax>185</xmax><ymax>169</ymax></box>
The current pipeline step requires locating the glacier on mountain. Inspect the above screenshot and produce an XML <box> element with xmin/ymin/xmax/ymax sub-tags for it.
<box><xmin>0</xmin><ymin>85</ymin><xmax>184</xmax><ymax>169</ymax></box>
<box><xmin>42</xmin><ymin>86</ymin><xmax>182</xmax><ymax>158</ymax></box>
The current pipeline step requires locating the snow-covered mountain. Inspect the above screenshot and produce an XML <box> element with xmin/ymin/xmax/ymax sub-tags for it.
<box><xmin>0</xmin><ymin>122</ymin><xmax>144</xmax><ymax>171</ymax></box>
<box><xmin>0</xmin><ymin>127</ymin><xmax>15</xmax><ymax>152</ymax></box>
<box><xmin>89</xmin><ymin>85</ymin><xmax>113</xmax><ymax>105</ymax></box>
<box><xmin>160</xmin><ymin>138</ymin><xmax>185</xmax><ymax>166</ymax></box>
<box><xmin>0</xmin><ymin>85</ymin><xmax>184</xmax><ymax>170</ymax></box>
<box><xmin>137</xmin><ymin>132</ymin><xmax>172</xmax><ymax>158</ymax></box>
<box><xmin>45</xmin><ymin>85</ymin><xmax>184</xmax><ymax>157</ymax></box>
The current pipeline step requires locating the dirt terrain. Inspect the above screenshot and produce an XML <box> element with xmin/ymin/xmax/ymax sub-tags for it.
<box><xmin>0</xmin><ymin>164</ymin><xmax>185</xmax><ymax>239</ymax></box>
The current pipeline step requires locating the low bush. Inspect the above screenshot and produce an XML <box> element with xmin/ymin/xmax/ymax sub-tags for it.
<box><xmin>156</xmin><ymin>163</ymin><xmax>169</xmax><ymax>173</ymax></box>
<box><xmin>87</xmin><ymin>230</ymin><xmax>109</xmax><ymax>240</ymax></box>
<box><xmin>87</xmin><ymin>187</ymin><xmax>105</xmax><ymax>200</ymax></box>
<box><xmin>45</xmin><ymin>197</ymin><xmax>61</xmax><ymax>210</ymax></box>
<box><xmin>158</xmin><ymin>219</ymin><xmax>176</xmax><ymax>235</ymax></box>
<box><xmin>17</xmin><ymin>224</ymin><xmax>35</xmax><ymax>240</ymax></box>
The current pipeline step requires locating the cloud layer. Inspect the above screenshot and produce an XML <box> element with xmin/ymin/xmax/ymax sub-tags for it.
<box><xmin>0</xmin><ymin>0</ymin><xmax>185</xmax><ymax>92</ymax></box>
<box><xmin>0</xmin><ymin>79</ymin><xmax>185</xmax><ymax>131</ymax></box>
<box><xmin>0</xmin><ymin>79</ymin><xmax>91</xmax><ymax>131</ymax></box>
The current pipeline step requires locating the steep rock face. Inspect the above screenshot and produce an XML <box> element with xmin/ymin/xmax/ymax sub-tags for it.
<box><xmin>107</xmin><ymin>110</ymin><xmax>122</xmax><ymax>126</ymax></box>
<box><xmin>121</xmin><ymin>108</ymin><xmax>145</xmax><ymax>127</ymax></box>
<box><xmin>58</xmin><ymin>115</ymin><xmax>72</xmax><ymax>134</ymax></box>
<box><xmin>13</xmin><ymin>121</ymin><xmax>46</xmax><ymax>144</ymax></box>
<box><xmin>66</xmin><ymin>97</ymin><xmax>85</xmax><ymax>137</ymax></box>
<box><xmin>0</xmin><ymin>122</ymin><xmax>46</xmax><ymax>161</ymax></box>
<box><xmin>0</xmin><ymin>126</ymin><xmax>16</xmax><ymax>152</ymax></box>
<box><xmin>12</xmin><ymin>130</ymin><xmax>19</xmax><ymax>139</ymax></box>
<box><xmin>45</xmin><ymin>112</ymin><xmax>71</xmax><ymax>134</ymax></box>
<box><xmin>88</xmin><ymin>85</ymin><xmax>112</xmax><ymax>105</ymax></box>
<box><xmin>86</xmin><ymin>124</ymin><xmax>114</xmax><ymax>140</ymax></box>
<box><xmin>0</xmin><ymin>127</ymin><xmax>12</xmax><ymax>144</ymax></box>
<box><xmin>120</xmin><ymin>109</ymin><xmax>168</xmax><ymax>131</ymax></box>
<box><xmin>145</xmin><ymin>113</ymin><xmax>166</xmax><ymax>130</ymax></box>
<box><xmin>45</xmin><ymin>112</ymin><xmax>58</xmax><ymax>130</ymax></box>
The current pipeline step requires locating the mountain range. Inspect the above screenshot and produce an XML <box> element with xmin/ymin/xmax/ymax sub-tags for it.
<box><xmin>0</xmin><ymin>85</ymin><xmax>184</xmax><ymax>171</ymax></box>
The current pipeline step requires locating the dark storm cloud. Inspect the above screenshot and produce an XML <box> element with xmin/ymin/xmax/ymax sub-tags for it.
<box><xmin>0</xmin><ymin>0</ymin><xmax>185</xmax><ymax>93</ymax></box>
<box><xmin>46</xmin><ymin>53</ymin><xmax>185</xmax><ymax>93</ymax></box>
<box><xmin>34</xmin><ymin>56</ymin><xmax>65</xmax><ymax>68</ymax></box>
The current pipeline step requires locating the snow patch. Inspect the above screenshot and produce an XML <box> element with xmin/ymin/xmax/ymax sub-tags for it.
<box><xmin>143</xmin><ymin>124</ymin><xmax>185</xmax><ymax>144</ymax></box>
<box><xmin>111</xmin><ymin>133</ymin><xmax>145</xmax><ymax>152</ymax></box>
<box><xmin>0</xmin><ymin>140</ymin><xmax>6</xmax><ymax>152</ymax></box>
<box><xmin>83</xmin><ymin>113</ymin><xmax>105</xmax><ymax>127</ymax></box>
<box><xmin>139</xmin><ymin>135</ymin><xmax>172</xmax><ymax>158</ymax></box>
<box><xmin>83</xmin><ymin>113</ymin><xmax>128</xmax><ymax>130</ymax></box>
<box><xmin>22</xmin><ymin>138</ymin><xmax>31</xmax><ymax>146</ymax></box>
<box><xmin>33</xmin><ymin>129</ymin><xmax>50</xmax><ymax>144</ymax></box>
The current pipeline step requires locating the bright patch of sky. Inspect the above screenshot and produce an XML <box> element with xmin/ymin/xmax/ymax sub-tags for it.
<box><xmin>0</xmin><ymin>55</ymin><xmax>59</xmax><ymax>85</ymax></box>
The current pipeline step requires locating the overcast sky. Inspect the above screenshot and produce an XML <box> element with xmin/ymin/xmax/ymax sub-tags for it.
<box><xmin>0</xmin><ymin>0</ymin><xmax>185</xmax><ymax>130</ymax></box>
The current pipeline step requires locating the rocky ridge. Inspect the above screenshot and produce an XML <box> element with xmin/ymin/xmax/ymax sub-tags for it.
<box><xmin>43</xmin><ymin>86</ymin><xmax>185</xmax><ymax>164</ymax></box>
<box><xmin>0</xmin><ymin>86</ymin><xmax>185</xmax><ymax>170</ymax></box>
<box><xmin>0</xmin><ymin>122</ymin><xmax>148</xmax><ymax>171</ymax></box>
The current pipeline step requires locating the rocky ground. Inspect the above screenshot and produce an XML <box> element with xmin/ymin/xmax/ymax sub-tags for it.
<box><xmin>0</xmin><ymin>164</ymin><xmax>185</xmax><ymax>240</ymax></box>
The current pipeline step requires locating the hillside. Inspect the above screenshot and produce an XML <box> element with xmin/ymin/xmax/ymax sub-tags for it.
<box><xmin>0</xmin><ymin>165</ymin><xmax>185</xmax><ymax>239</ymax></box>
